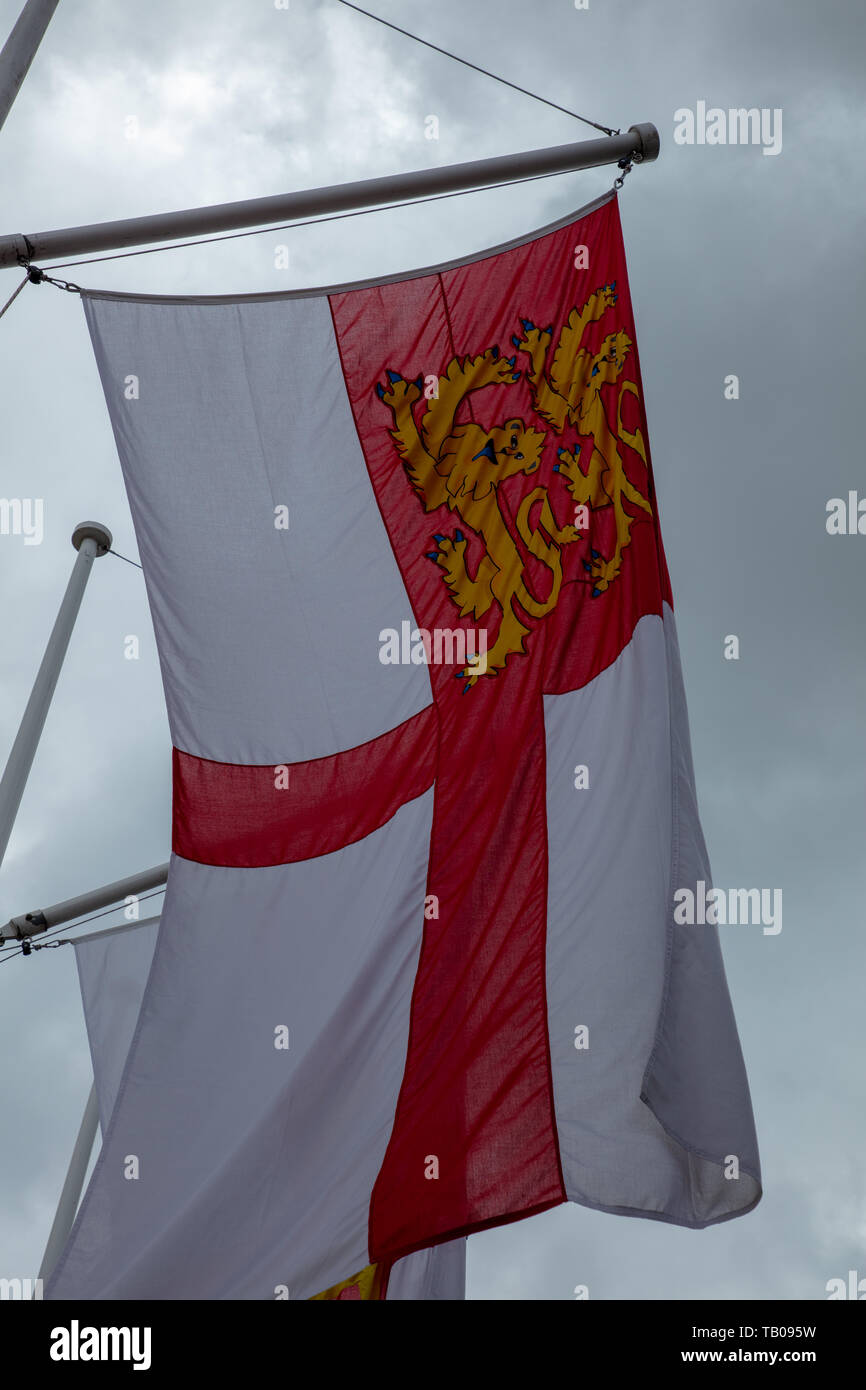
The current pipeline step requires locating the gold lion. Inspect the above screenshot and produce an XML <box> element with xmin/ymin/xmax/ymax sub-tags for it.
<box><xmin>377</xmin><ymin>348</ymin><xmax>579</xmax><ymax>688</ymax></box>
<box><xmin>376</xmin><ymin>285</ymin><xmax>653</xmax><ymax>686</ymax></box>
<box><xmin>513</xmin><ymin>282</ymin><xmax>653</xmax><ymax>594</ymax></box>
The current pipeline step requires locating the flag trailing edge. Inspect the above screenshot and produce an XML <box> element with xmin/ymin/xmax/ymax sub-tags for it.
<box><xmin>48</xmin><ymin>187</ymin><xmax>760</xmax><ymax>1301</ymax></box>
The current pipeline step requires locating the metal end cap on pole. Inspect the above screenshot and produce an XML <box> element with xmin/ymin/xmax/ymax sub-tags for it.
<box><xmin>628</xmin><ymin>123</ymin><xmax>660</xmax><ymax>162</ymax></box>
<box><xmin>71</xmin><ymin>521</ymin><xmax>112</xmax><ymax>555</ymax></box>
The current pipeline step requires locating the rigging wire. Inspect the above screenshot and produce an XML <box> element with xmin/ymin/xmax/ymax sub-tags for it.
<box><xmin>0</xmin><ymin>9</ymin><xmax>625</xmax><ymax>310</ymax></box>
<box><xmin>0</xmin><ymin>272</ymin><xmax>28</xmax><ymax>319</ymax></box>
<box><xmin>109</xmin><ymin>548</ymin><xmax>143</xmax><ymax>570</ymax></box>
<box><xmin>0</xmin><ymin>886</ymin><xmax>166</xmax><ymax>965</ymax></box>
<box><xmin>332</xmin><ymin>0</ymin><xmax>619</xmax><ymax>135</ymax></box>
<box><xmin>36</xmin><ymin>165</ymin><xmax>606</xmax><ymax>278</ymax></box>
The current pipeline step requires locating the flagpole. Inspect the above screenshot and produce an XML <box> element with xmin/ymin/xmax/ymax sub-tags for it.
<box><xmin>1</xmin><ymin>861</ymin><xmax>168</xmax><ymax>946</ymax></box>
<box><xmin>0</xmin><ymin>0</ymin><xmax>61</xmax><ymax>133</ymax></box>
<box><xmin>0</xmin><ymin>123</ymin><xmax>659</xmax><ymax>269</ymax></box>
<box><xmin>0</xmin><ymin>522</ymin><xmax>112</xmax><ymax>876</ymax></box>
<box><xmin>37</xmin><ymin>1081</ymin><xmax>99</xmax><ymax>1283</ymax></box>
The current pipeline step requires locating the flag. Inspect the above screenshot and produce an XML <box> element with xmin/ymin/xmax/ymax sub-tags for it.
<box><xmin>70</xmin><ymin>917</ymin><xmax>464</xmax><ymax>1299</ymax></box>
<box><xmin>48</xmin><ymin>188</ymin><xmax>759</xmax><ymax>1301</ymax></box>
<box><xmin>73</xmin><ymin>916</ymin><xmax>161</xmax><ymax>1136</ymax></box>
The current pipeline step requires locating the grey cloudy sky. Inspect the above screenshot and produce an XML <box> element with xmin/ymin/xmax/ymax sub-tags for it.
<box><xmin>0</xmin><ymin>0</ymin><xmax>863</xmax><ymax>1299</ymax></box>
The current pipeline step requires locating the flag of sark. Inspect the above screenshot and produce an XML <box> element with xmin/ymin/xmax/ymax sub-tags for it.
<box><xmin>48</xmin><ymin>188</ymin><xmax>761</xmax><ymax>1301</ymax></box>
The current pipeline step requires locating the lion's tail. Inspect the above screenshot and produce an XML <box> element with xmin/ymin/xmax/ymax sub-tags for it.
<box><xmin>514</xmin><ymin>572</ymin><xmax>561</xmax><ymax>620</ymax></box>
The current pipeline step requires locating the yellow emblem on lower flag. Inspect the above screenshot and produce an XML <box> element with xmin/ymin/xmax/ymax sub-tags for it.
<box><xmin>310</xmin><ymin>1263</ymin><xmax>384</xmax><ymax>1300</ymax></box>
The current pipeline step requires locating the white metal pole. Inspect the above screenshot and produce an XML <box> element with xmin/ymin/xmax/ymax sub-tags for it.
<box><xmin>0</xmin><ymin>521</ymin><xmax>112</xmax><ymax>873</ymax></box>
<box><xmin>0</xmin><ymin>0</ymin><xmax>61</xmax><ymax>133</ymax></box>
<box><xmin>0</xmin><ymin>124</ymin><xmax>660</xmax><ymax>268</ymax></box>
<box><xmin>37</xmin><ymin>1081</ymin><xmax>99</xmax><ymax>1283</ymax></box>
<box><xmin>2</xmin><ymin>862</ymin><xmax>169</xmax><ymax>944</ymax></box>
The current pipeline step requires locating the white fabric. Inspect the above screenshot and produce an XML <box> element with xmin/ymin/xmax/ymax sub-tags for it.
<box><xmin>82</xmin><ymin>294</ymin><xmax>431</xmax><ymax>765</ymax></box>
<box><xmin>545</xmin><ymin>607</ymin><xmax>760</xmax><ymax>1225</ymax></box>
<box><xmin>74</xmin><ymin>917</ymin><xmax>160</xmax><ymax>1135</ymax></box>
<box><xmin>54</xmin><ymin>793</ymin><xmax>467</xmax><ymax>1299</ymax></box>
<box><xmin>69</xmin><ymin>894</ymin><xmax>463</xmax><ymax>1299</ymax></box>
<box><xmin>387</xmin><ymin>1239</ymin><xmax>468</xmax><ymax>1300</ymax></box>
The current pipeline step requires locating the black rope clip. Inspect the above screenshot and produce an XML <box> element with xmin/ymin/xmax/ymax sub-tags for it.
<box><xmin>614</xmin><ymin>149</ymin><xmax>644</xmax><ymax>191</ymax></box>
<box><xmin>15</xmin><ymin>250</ymin><xmax>81</xmax><ymax>295</ymax></box>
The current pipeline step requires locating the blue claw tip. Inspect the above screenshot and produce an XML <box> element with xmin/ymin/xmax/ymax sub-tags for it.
<box><xmin>415</xmin><ymin>374</ymin><xmax>424</xmax><ymax>388</ymax></box>
<box><xmin>463</xmin><ymin>683</ymin><xmax>471</xmax><ymax>694</ymax></box>
<box><xmin>582</xmin><ymin>561</ymin><xmax>591</xmax><ymax>572</ymax></box>
<box><xmin>490</xmin><ymin>345</ymin><xmax>499</xmax><ymax>359</ymax></box>
<box><xmin>455</xmin><ymin>529</ymin><xmax>464</xmax><ymax>541</ymax></box>
<box><xmin>545</xmin><ymin>324</ymin><xmax>553</xmax><ymax>335</ymax></box>
<box><xmin>505</xmin><ymin>355</ymin><xmax>516</xmax><ymax>366</ymax></box>
<box><xmin>591</xmin><ymin>365</ymin><xmax>599</xmax><ymax>376</ymax></box>
<box><xmin>591</xmin><ymin>548</ymin><xmax>600</xmax><ymax>558</ymax></box>
<box><xmin>511</xmin><ymin>372</ymin><xmax>521</xmax><ymax>381</ymax></box>
<box><xmin>425</xmin><ymin>552</ymin><xmax>439</xmax><ymax>561</ymax></box>
<box><xmin>375</xmin><ymin>382</ymin><xmax>385</xmax><ymax>399</ymax></box>
<box><xmin>511</xmin><ymin>334</ymin><xmax>521</xmax><ymax>349</ymax></box>
<box><xmin>520</xmin><ymin>318</ymin><xmax>535</xmax><ymax>331</ymax></box>
<box><xmin>592</xmin><ymin>587</ymin><xmax>602</xmax><ymax>598</ymax></box>
<box><xmin>433</xmin><ymin>533</ymin><xmax>445</xmax><ymax>542</ymax></box>
<box><xmin>552</xmin><ymin>464</ymin><xmax>560</xmax><ymax>472</ymax></box>
<box><xmin>386</xmin><ymin>369</ymin><xmax>403</xmax><ymax>384</ymax></box>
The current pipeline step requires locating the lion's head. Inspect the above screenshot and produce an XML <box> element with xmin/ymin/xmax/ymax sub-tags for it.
<box><xmin>443</xmin><ymin>416</ymin><xmax>546</xmax><ymax>501</ymax></box>
<box><xmin>487</xmin><ymin>418</ymin><xmax>546</xmax><ymax>477</ymax></box>
<box><xmin>588</xmin><ymin>330</ymin><xmax>633</xmax><ymax>389</ymax></box>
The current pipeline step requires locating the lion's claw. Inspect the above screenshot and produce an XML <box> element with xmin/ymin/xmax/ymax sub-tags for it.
<box><xmin>587</xmin><ymin>554</ymin><xmax>620</xmax><ymax>591</ymax></box>
<box><xmin>377</xmin><ymin>371</ymin><xmax>422</xmax><ymax>408</ymax></box>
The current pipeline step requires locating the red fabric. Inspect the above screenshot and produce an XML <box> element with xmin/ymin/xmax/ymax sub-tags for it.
<box><xmin>330</xmin><ymin>193</ymin><xmax>670</xmax><ymax>1262</ymax></box>
<box><xmin>172</xmin><ymin>706</ymin><xmax>437</xmax><ymax>866</ymax></box>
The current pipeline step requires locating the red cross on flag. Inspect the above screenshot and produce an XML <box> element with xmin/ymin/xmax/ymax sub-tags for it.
<box><xmin>48</xmin><ymin>190</ymin><xmax>760</xmax><ymax>1302</ymax></box>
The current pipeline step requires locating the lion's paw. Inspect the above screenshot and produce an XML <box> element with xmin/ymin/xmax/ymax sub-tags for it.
<box><xmin>582</xmin><ymin>548</ymin><xmax>620</xmax><ymax>596</ymax></box>
<box><xmin>425</xmin><ymin>529</ymin><xmax>467</xmax><ymax>569</ymax></box>
<box><xmin>553</xmin><ymin>447</ymin><xmax>580</xmax><ymax>484</ymax></box>
<box><xmin>511</xmin><ymin>318</ymin><xmax>554</xmax><ymax>357</ymax></box>
<box><xmin>376</xmin><ymin>369</ymin><xmax>423</xmax><ymax>408</ymax></box>
<box><xmin>558</xmin><ymin>524</ymin><xmax>582</xmax><ymax>546</ymax></box>
<box><xmin>480</xmin><ymin>344</ymin><xmax>523</xmax><ymax>385</ymax></box>
<box><xmin>586</xmin><ymin>282</ymin><xmax>618</xmax><ymax>320</ymax></box>
<box><xmin>455</xmin><ymin>650</ymin><xmax>490</xmax><ymax>694</ymax></box>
